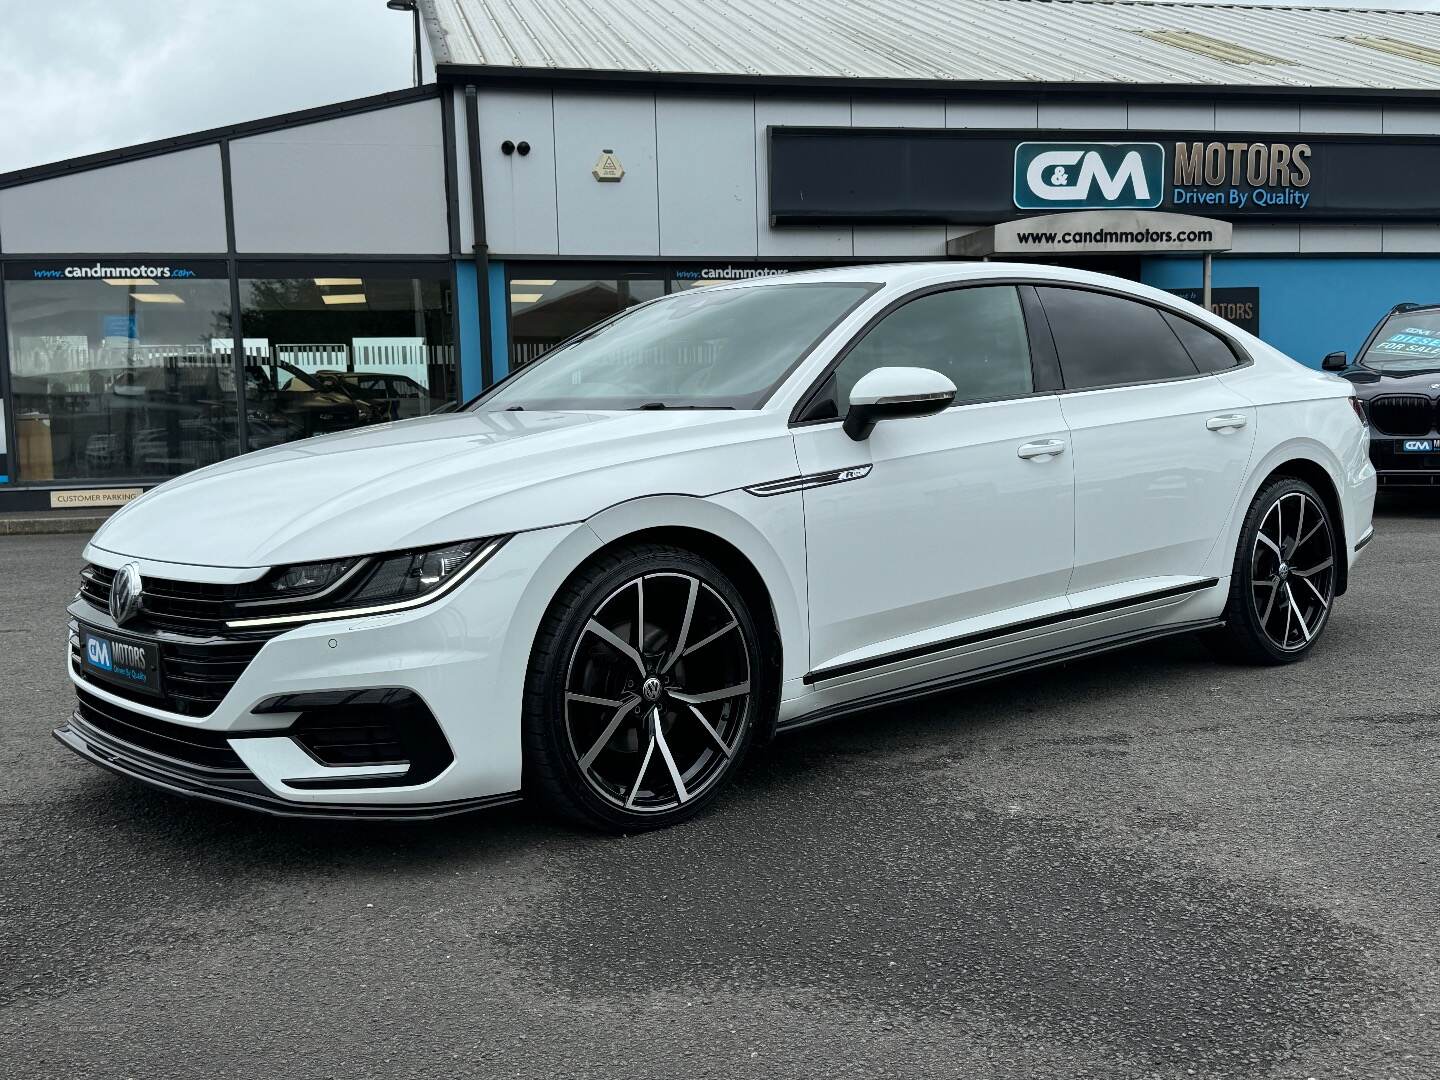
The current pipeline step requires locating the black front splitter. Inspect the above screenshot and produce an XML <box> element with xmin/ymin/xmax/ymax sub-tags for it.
<box><xmin>54</xmin><ymin>716</ymin><xmax>520</xmax><ymax>822</ymax></box>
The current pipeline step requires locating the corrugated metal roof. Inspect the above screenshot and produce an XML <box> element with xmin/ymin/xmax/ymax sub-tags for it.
<box><xmin>421</xmin><ymin>0</ymin><xmax>1440</xmax><ymax>89</ymax></box>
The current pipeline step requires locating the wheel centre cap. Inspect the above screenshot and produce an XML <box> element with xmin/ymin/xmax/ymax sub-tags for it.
<box><xmin>641</xmin><ymin>677</ymin><xmax>664</xmax><ymax>703</ymax></box>
<box><xmin>1278</xmin><ymin>563</ymin><xmax>1290</xmax><ymax>579</ymax></box>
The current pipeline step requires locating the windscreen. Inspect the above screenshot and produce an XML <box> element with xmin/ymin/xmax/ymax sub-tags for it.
<box><xmin>1361</xmin><ymin>311</ymin><xmax>1440</xmax><ymax>373</ymax></box>
<box><xmin>477</xmin><ymin>282</ymin><xmax>875</xmax><ymax>411</ymax></box>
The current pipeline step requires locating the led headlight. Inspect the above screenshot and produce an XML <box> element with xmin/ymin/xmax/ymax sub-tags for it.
<box><xmin>266</xmin><ymin>559</ymin><xmax>359</xmax><ymax>597</ymax></box>
<box><xmin>227</xmin><ymin>537</ymin><xmax>507</xmax><ymax>629</ymax></box>
<box><xmin>348</xmin><ymin>541</ymin><xmax>486</xmax><ymax>603</ymax></box>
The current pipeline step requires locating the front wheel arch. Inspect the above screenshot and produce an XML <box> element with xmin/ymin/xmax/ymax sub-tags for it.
<box><xmin>544</xmin><ymin>525</ymin><xmax>783</xmax><ymax>746</ymax></box>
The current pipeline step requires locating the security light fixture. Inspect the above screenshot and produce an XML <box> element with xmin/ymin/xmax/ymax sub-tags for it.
<box><xmin>129</xmin><ymin>292</ymin><xmax>184</xmax><ymax>303</ymax></box>
<box><xmin>511</xmin><ymin>279</ymin><xmax>557</xmax><ymax>287</ymax></box>
<box><xmin>510</xmin><ymin>293</ymin><xmax>543</xmax><ymax>303</ymax></box>
<box><xmin>321</xmin><ymin>294</ymin><xmax>368</xmax><ymax>305</ymax></box>
<box><xmin>103</xmin><ymin>278</ymin><xmax>156</xmax><ymax>286</ymax></box>
<box><xmin>313</xmin><ymin>277</ymin><xmax>364</xmax><ymax>286</ymax></box>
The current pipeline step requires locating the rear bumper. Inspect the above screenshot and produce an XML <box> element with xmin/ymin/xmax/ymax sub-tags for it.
<box><xmin>54</xmin><ymin>712</ymin><xmax>517</xmax><ymax>820</ymax></box>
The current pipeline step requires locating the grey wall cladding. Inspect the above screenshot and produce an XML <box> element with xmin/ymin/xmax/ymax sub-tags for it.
<box><xmin>229</xmin><ymin>99</ymin><xmax>449</xmax><ymax>254</ymax></box>
<box><xmin>0</xmin><ymin>146</ymin><xmax>227</xmax><ymax>253</ymax></box>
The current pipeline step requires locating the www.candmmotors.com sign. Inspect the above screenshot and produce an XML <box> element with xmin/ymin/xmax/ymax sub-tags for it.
<box><xmin>768</xmin><ymin>127</ymin><xmax>1440</xmax><ymax>224</ymax></box>
<box><xmin>950</xmin><ymin>211</ymin><xmax>1232</xmax><ymax>257</ymax></box>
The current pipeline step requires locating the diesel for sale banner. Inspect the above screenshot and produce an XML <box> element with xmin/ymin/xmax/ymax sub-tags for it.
<box><xmin>768</xmin><ymin>127</ymin><xmax>1440</xmax><ymax>225</ymax></box>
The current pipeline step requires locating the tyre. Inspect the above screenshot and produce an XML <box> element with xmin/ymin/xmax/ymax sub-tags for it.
<box><xmin>1211</xmin><ymin>477</ymin><xmax>1339</xmax><ymax>665</ymax></box>
<box><xmin>522</xmin><ymin>543</ymin><xmax>766</xmax><ymax>831</ymax></box>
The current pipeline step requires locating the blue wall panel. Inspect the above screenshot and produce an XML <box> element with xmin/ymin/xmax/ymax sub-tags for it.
<box><xmin>1143</xmin><ymin>256</ymin><xmax>1440</xmax><ymax>369</ymax></box>
<box><xmin>455</xmin><ymin>260</ymin><xmax>481</xmax><ymax>399</ymax></box>
<box><xmin>455</xmin><ymin>259</ymin><xmax>509</xmax><ymax>398</ymax></box>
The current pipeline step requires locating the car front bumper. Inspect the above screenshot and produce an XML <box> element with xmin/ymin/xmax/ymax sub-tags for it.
<box><xmin>58</xmin><ymin>525</ymin><xmax>583</xmax><ymax>815</ymax></box>
<box><xmin>1367</xmin><ymin>431</ymin><xmax>1440</xmax><ymax>485</ymax></box>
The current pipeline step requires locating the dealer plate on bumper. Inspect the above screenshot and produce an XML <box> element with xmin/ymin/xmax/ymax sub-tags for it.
<box><xmin>80</xmin><ymin>626</ymin><xmax>161</xmax><ymax>697</ymax></box>
<box><xmin>1399</xmin><ymin>439</ymin><xmax>1437</xmax><ymax>452</ymax></box>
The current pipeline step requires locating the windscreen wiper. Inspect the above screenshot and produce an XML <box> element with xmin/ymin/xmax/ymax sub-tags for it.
<box><xmin>631</xmin><ymin>402</ymin><xmax>734</xmax><ymax>410</ymax></box>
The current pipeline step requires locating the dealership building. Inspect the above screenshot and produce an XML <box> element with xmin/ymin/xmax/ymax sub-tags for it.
<box><xmin>5</xmin><ymin>0</ymin><xmax>1440</xmax><ymax>510</ymax></box>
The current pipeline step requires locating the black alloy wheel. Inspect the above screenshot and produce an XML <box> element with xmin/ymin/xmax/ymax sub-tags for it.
<box><xmin>523</xmin><ymin>544</ymin><xmax>765</xmax><ymax>831</ymax></box>
<box><xmin>1214</xmin><ymin>477</ymin><xmax>1338</xmax><ymax>664</ymax></box>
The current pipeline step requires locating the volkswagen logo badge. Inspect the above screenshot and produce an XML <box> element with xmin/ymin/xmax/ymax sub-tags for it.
<box><xmin>109</xmin><ymin>562</ymin><xmax>144</xmax><ymax>627</ymax></box>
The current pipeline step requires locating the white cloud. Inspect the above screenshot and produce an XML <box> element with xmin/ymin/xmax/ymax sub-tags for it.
<box><xmin>0</xmin><ymin>0</ymin><xmax>413</xmax><ymax>174</ymax></box>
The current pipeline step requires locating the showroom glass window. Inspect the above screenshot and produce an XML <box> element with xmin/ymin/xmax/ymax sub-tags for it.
<box><xmin>3</xmin><ymin>262</ymin><xmax>237</xmax><ymax>482</ymax></box>
<box><xmin>235</xmin><ymin>264</ymin><xmax>455</xmax><ymax>450</ymax></box>
<box><xmin>509</xmin><ymin>274</ymin><xmax>665</xmax><ymax>369</ymax></box>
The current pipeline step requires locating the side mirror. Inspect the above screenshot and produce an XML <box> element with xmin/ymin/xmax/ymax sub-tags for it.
<box><xmin>1322</xmin><ymin>351</ymin><xmax>1348</xmax><ymax>372</ymax></box>
<box><xmin>843</xmin><ymin>366</ymin><xmax>957</xmax><ymax>441</ymax></box>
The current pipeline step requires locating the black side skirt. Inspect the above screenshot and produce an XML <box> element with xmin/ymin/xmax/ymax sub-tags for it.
<box><xmin>804</xmin><ymin>578</ymin><xmax>1219</xmax><ymax>685</ymax></box>
<box><xmin>780</xmin><ymin>618</ymin><xmax>1223</xmax><ymax>735</ymax></box>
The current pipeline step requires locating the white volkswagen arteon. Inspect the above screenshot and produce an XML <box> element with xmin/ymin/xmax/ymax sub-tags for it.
<box><xmin>60</xmin><ymin>263</ymin><xmax>1376</xmax><ymax>830</ymax></box>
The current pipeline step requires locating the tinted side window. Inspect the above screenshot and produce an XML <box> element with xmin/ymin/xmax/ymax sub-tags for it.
<box><xmin>1038</xmin><ymin>287</ymin><xmax>1199</xmax><ymax>389</ymax></box>
<box><xmin>1161</xmin><ymin>311</ymin><xmax>1241</xmax><ymax>373</ymax></box>
<box><xmin>832</xmin><ymin>286</ymin><xmax>1033</xmax><ymax>408</ymax></box>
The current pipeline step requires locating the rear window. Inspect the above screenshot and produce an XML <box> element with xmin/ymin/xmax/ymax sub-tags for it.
<box><xmin>1037</xmin><ymin>287</ymin><xmax>1198</xmax><ymax>390</ymax></box>
<box><xmin>1361</xmin><ymin>311</ymin><xmax>1440</xmax><ymax>373</ymax></box>
<box><xmin>1161</xmin><ymin>311</ymin><xmax>1241</xmax><ymax>374</ymax></box>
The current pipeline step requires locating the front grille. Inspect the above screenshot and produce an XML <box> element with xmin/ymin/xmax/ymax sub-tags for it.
<box><xmin>1367</xmin><ymin>395</ymin><xmax>1436</xmax><ymax>437</ymax></box>
<box><xmin>73</xmin><ymin>686</ymin><xmax>249</xmax><ymax>774</ymax></box>
<box><xmin>80</xmin><ymin>564</ymin><xmax>248</xmax><ymax>636</ymax></box>
<box><xmin>70</xmin><ymin>618</ymin><xmax>266</xmax><ymax>717</ymax></box>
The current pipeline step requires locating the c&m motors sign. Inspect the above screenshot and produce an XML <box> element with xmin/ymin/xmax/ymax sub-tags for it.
<box><xmin>1013</xmin><ymin>143</ymin><xmax>1164</xmax><ymax>210</ymax></box>
<box><xmin>768</xmin><ymin>127</ymin><xmax>1440</xmax><ymax>224</ymax></box>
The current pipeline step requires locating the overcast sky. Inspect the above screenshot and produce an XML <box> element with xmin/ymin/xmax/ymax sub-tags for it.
<box><xmin>3</xmin><ymin>0</ymin><xmax>1440</xmax><ymax>175</ymax></box>
<box><xmin>0</xmin><ymin>1</ymin><xmax>414</xmax><ymax>174</ymax></box>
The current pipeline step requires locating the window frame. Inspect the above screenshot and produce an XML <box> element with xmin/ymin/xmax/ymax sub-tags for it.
<box><xmin>1030</xmin><ymin>282</ymin><xmax>1253</xmax><ymax>394</ymax></box>
<box><xmin>790</xmin><ymin>280</ymin><xmax>1062</xmax><ymax>428</ymax></box>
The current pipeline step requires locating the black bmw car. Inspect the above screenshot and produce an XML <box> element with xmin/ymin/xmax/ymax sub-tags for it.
<box><xmin>1326</xmin><ymin>303</ymin><xmax>1440</xmax><ymax>488</ymax></box>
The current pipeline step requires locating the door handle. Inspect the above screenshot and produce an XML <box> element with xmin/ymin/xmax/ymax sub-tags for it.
<box><xmin>1206</xmin><ymin>414</ymin><xmax>1249</xmax><ymax>432</ymax></box>
<box><xmin>1017</xmin><ymin>439</ymin><xmax>1067</xmax><ymax>460</ymax></box>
